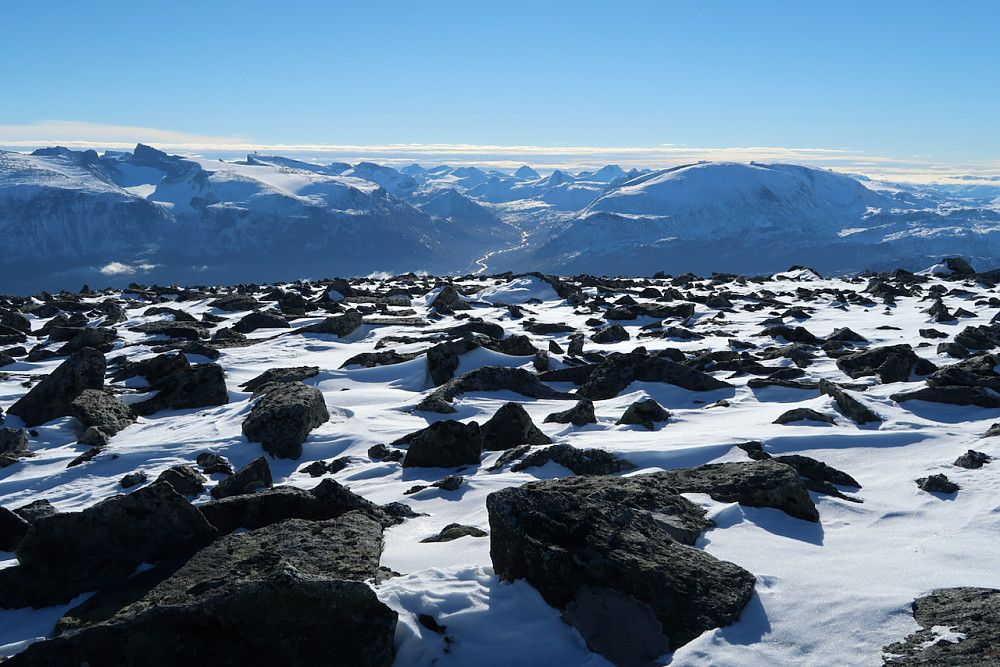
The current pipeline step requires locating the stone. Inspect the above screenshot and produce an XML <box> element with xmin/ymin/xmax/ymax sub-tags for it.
<box><xmin>480</xmin><ymin>402</ymin><xmax>552</xmax><ymax>451</ymax></box>
<box><xmin>773</xmin><ymin>454</ymin><xmax>861</xmax><ymax>488</ymax></box>
<box><xmin>953</xmin><ymin>450</ymin><xmax>991</xmax><ymax>469</ymax></box>
<box><xmin>431</xmin><ymin>475</ymin><xmax>463</xmax><ymax>491</ymax></box>
<box><xmin>420</xmin><ymin>523</ymin><xmax>487</xmax><ymax>543</ymax></box>
<box><xmin>916</xmin><ymin>473</ymin><xmax>959</xmax><ymax>494</ymax></box>
<box><xmin>70</xmin><ymin>389</ymin><xmax>136</xmax><ymax>436</ymax></box>
<box><xmin>298</xmin><ymin>311</ymin><xmax>363</xmax><ymax>337</ymax></box>
<box><xmin>154</xmin><ymin>465</ymin><xmax>206</xmax><ymax>496</ymax></box>
<box><xmin>591</xmin><ymin>324</ymin><xmax>631</xmax><ymax>343</ymax></box>
<box><xmin>481</xmin><ymin>334</ymin><xmax>538</xmax><ymax>356</ymax></box>
<box><xmin>511</xmin><ymin>444</ymin><xmax>635</xmax><ymax>476</ymax></box>
<box><xmin>120</xmin><ymin>471</ymin><xmax>147</xmax><ymax>489</ymax></box>
<box><xmin>129</xmin><ymin>321</ymin><xmax>209</xmax><ymax>341</ymax></box>
<box><xmin>819</xmin><ymin>378</ymin><xmax>882</xmax><ymax>425</ymax></box>
<box><xmin>761</xmin><ymin>325</ymin><xmax>822</xmax><ymax>344</ymax></box>
<box><xmin>425</xmin><ymin>335</ymin><xmax>479</xmax><ymax>386</ymax></box>
<box><xmin>577</xmin><ymin>352</ymin><xmax>731</xmax><ymax>400</ymax></box>
<box><xmin>210</xmin><ymin>456</ymin><xmax>273</xmax><ymax>499</ymax></box>
<box><xmin>0</xmin><ymin>427</ymin><xmax>31</xmax><ymax>456</ymax></box>
<box><xmin>242</xmin><ymin>382</ymin><xmax>330</xmax><ymax>459</ymax></box>
<box><xmin>892</xmin><ymin>386</ymin><xmax>1000</xmax><ymax>409</ymax></box>
<box><xmin>0</xmin><ymin>507</ymin><xmax>30</xmax><ymax>551</ymax></box>
<box><xmin>882</xmin><ymin>587</ymin><xmax>1000</xmax><ymax>665</ymax></box>
<box><xmin>487</xmin><ymin>473</ymin><xmax>754</xmax><ymax>662</ymax></box>
<box><xmin>396</xmin><ymin>420</ymin><xmax>484</xmax><ymax>468</ymax></box>
<box><xmin>827</xmin><ymin>327</ymin><xmax>867</xmax><ymax>343</ymax></box>
<box><xmin>835</xmin><ymin>344</ymin><xmax>930</xmax><ymax>383</ymax></box>
<box><xmin>131</xmin><ymin>364</ymin><xmax>229</xmax><ymax>416</ymax></box>
<box><xmin>430</xmin><ymin>284</ymin><xmax>471</xmax><ymax>311</ymax></box>
<box><xmin>544</xmin><ymin>398</ymin><xmax>597</xmax><ymax>426</ymax></box>
<box><xmin>415</xmin><ymin>366</ymin><xmax>576</xmax><ymax>412</ymax></box>
<box><xmin>7</xmin><ymin>347</ymin><xmax>106</xmax><ymax>427</ymax></box>
<box><xmin>240</xmin><ymin>366</ymin><xmax>321</xmax><ymax>394</ymax></box>
<box><xmin>208</xmin><ymin>294</ymin><xmax>260</xmax><ymax>311</ymax></box>
<box><xmin>233</xmin><ymin>310</ymin><xmax>290</xmax><ymax>334</ymax></box>
<box><xmin>773</xmin><ymin>408</ymin><xmax>837</xmax><ymax>425</ymax></box>
<box><xmin>196</xmin><ymin>452</ymin><xmax>233</xmax><ymax>475</ymax></box>
<box><xmin>56</xmin><ymin>327</ymin><xmax>117</xmax><ymax>356</ymax></box>
<box><xmin>109</xmin><ymin>351</ymin><xmax>190</xmax><ymax>383</ymax></box>
<box><xmin>617</xmin><ymin>398</ymin><xmax>671</xmax><ymax>429</ymax></box>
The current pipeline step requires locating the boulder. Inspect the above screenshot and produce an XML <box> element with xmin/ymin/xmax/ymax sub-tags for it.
<box><xmin>835</xmin><ymin>344</ymin><xmax>933</xmax><ymax>383</ymax></box>
<box><xmin>109</xmin><ymin>351</ymin><xmax>190</xmax><ymax>383</ymax></box>
<box><xmin>953</xmin><ymin>450</ymin><xmax>991</xmax><ymax>469</ymax></box>
<box><xmin>128</xmin><ymin>321</ymin><xmax>208</xmax><ymax>341</ymax></box>
<box><xmin>426</xmin><ymin>335</ymin><xmax>479</xmax><ymax>386</ymax></box>
<box><xmin>0</xmin><ymin>507</ymin><xmax>30</xmax><ymax>551</ymax></box>
<box><xmin>480</xmin><ymin>402</ymin><xmax>552</xmax><ymax>451</ymax></box>
<box><xmin>154</xmin><ymin>465</ymin><xmax>206</xmax><ymax>496</ymax></box>
<box><xmin>210</xmin><ymin>456</ymin><xmax>273</xmax><ymax>499</ymax></box>
<box><xmin>617</xmin><ymin>398</ymin><xmax>671</xmax><ymax>429</ymax></box>
<box><xmin>591</xmin><ymin>324</ymin><xmax>631</xmax><ymax>343</ymax></box>
<box><xmin>70</xmin><ymin>389</ymin><xmax>136</xmax><ymax>436</ymax></box>
<box><xmin>430</xmin><ymin>284</ymin><xmax>471</xmax><ymax>311</ymax></box>
<box><xmin>511</xmin><ymin>444</ymin><xmax>635</xmax><ymax>476</ymax></box>
<box><xmin>415</xmin><ymin>366</ymin><xmax>576</xmax><ymax>413</ymax></box>
<box><xmin>892</xmin><ymin>386</ymin><xmax>1000</xmax><ymax>409</ymax></box>
<box><xmin>7</xmin><ymin>347</ymin><xmax>106</xmax><ymax>427</ymax></box>
<box><xmin>819</xmin><ymin>378</ymin><xmax>882</xmax><ymax>425</ymax></box>
<box><xmin>481</xmin><ymin>334</ymin><xmax>538</xmax><ymax>356</ymax></box>
<box><xmin>242</xmin><ymin>382</ymin><xmax>330</xmax><ymax>459</ymax></box>
<box><xmin>882</xmin><ymin>587</ymin><xmax>1000</xmax><ymax>665</ymax></box>
<box><xmin>773</xmin><ymin>408</ymin><xmax>836</xmax><ymax>425</ymax></box>
<box><xmin>578</xmin><ymin>352</ymin><xmax>731</xmax><ymax>400</ymax></box>
<box><xmin>298</xmin><ymin>311</ymin><xmax>363</xmax><ymax>337</ymax></box>
<box><xmin>916</xmin><ymin>474</ymin><xmax>959</xmax><ymax>494</ymax></box>
<box><xmin>420</xmin><ymin>523</ymin><xmax>487</xmax><ymax>543</ymax></box>
<box><xmin>233</xmin><ymin>310</ymin><xmax>290</xmax><ymax>334</ymax></box>
<box><xmin>240</xmin><ymin>366</ymin><xmax>320</xmax><ymax>394</ymax></box>
<box><xmin>132</xmin><ymin>363</ymin><xmax>229</xmax><ymax>416</ymax></box>
<box><xmin>208</xmin><ymin>294</ymin><xmax>260</xmax><ymax>311</ymax></box>
<box><xmin>56</xmin><ymin>327</ymin><xmax>117</xmax><ymax>356</ymax></box>
<box><xmin>544</xmin><ymin>398</ymin><xmax>597</xmax><ymax>426</ymax></box>
<box><xmin>488</xmin><ymin>474</ymin><xmax>754</xmax><ymax>663</ymax></box>
<box><xmin>0</xmin><ymin>427</ymin><xmax>31</xmax><ymax>456</ymax></box>
<box><xmin>396</xmin><ymin>420</ymin><xmax>484</xmax><ymax>468</ymax></box>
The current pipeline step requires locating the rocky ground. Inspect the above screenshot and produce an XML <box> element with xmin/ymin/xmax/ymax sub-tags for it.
<box><xmin>1</xmin><ymin>259</ymin><xmax>999</xmax><ymax>665</ymax></box>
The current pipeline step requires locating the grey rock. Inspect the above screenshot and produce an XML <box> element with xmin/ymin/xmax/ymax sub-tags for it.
<box><xmin>882</xmin><ymin>587</ymin><xmax>1000</xmax><ymax>665</ymax></box>
<box><xmin>617</xmin><ymin>398</ymin><xmax>671</xmax><ymax>429</ymax></box>
<box><xmin>426</xmin><ymin>335</ymin><xmax>479</xmax><ymax>386</ymax></box>
<box><xmin>578</xmin><ymin>352</ymin><xmax>731</xmax><ymax>400</ymax></box>
<box><xmin>128</xmin><ymin>321</ymin><xmax>208</xmax><ymax>341</ymax></box>
<box><xmin>120</xmin><ymin>471</ymin><xmax>147</xmax><ymax>489</ymax></box>
<box><xmin>511</xmin><ymin>444</ymin><xmax>635</xmax><ymax>476</ymax></box>
<box><xmin>892</xmin><ymin>386</ymin><xmax>1000</xmax><ymax>409</ymax></box>
<box><xmin>415</xmin><ymin>365</ymin><xmax>576</xmax><ymax>413</ymax></box>
<box><xmin>396</xmin><ymin>420</ymin><xmax>484</xmax><ymax>468</ymax></box>
<box><xmin>916</xmin><ymin>473</ymin><xmax>959</xmax><ymax>494</ymax></box>
<box><xmin>56</xmin><ymin>327</ymin><xmax>117</xmax><ymax>356</ymax></box>
<box><xmin>240</xmin><ymin>365</ymin><xmax>320</xmax><ymax>394</ymax></box>
<box><xmin>773</xmin><ymin>408</ymin><xmax>837</xmax><ymax>425</ymax></box>
<box><xmin>233</xmin><ymin>310</ymin><xmax>290</xmax><ymax>334</ymax></box>
<box><xmin>109</xmin><ymin>351</ymin><xmax>189</xmax><ymax>383</ymax></box>
<box><xmin>835</xmin><ymin>344</ymin><xmax>932</xmax><ymax>383</ymax></box>
<box><xmin>954</xmin><ymin>450</ymin><xmax>991</xmax><ymax>469</ymax></box>
<box><xmin>591</xmin><ymin>324</ymin><xmax>631</xmax><ymax>343</ymax></box>
<box><xmin>7</xmin><ymin>347</ymin><xmax>106</xmax><ymax>427</ymax></box>
<box><xmin>0</xmin><ymin>507</ymin><xmax>30</xmax><ymax>551</ymax></box>
<box><xmin>819</xmin><ymin>378</ymin><xmax>882</xmax><ymax>425</ymax></box>
<box><xmin>242</xmin><ymin>382</ymin><xmax>330</xmax><ymax>459</ymax></box>
<box><xmin>208</xmin><ymin>294</ymin><xmax>260</xmax><ymax>311</ymax></box>
<box><xmin>210</xmin><ymin>456</ymin><xmax>273</xmax><ymax>499</ymax></box>
<box><xmin>774</xmin><ymin>454</ymin><xmax>861</xmax><ymax>488</ymax></box>
<box><xmin>154</xmin><ymin>465</ymin><xmax>206</xmax><ymax>496</ymax></box>
<box><xmin>544</xmin><ymin>398</ymin><xmax>597</xmax><ymax>426</ymax></box>
<box><xmin>70</xmin><ymin>389</ymin><xmax>136</xmax><ymax>436</ymax></box>
<box><xmin>298</xmin><ymin>310</ymin><xmax>363</xmax><ymax>337</ymax></box>
<box><xmin>0</xmin><ymin>427</ymin><xmax>31</xmax><ymax>455</ymax></box>
<box><xmin>480</xmin><ymin>402</ymin><xmax>552</xmax><ymax>451</ymax></box>
<box><xmin>132</xmin><ymin>363</ymin><xmax>229</xmax><ymax>416</ymax></box>
<box><xmin>420</xmin><ymin>523</ymin><xmax>487</xmax><ymax>543</ymax></box>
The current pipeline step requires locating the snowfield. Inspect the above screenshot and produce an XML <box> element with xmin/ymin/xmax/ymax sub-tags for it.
<box><xmin>2</xmin><ymin>266</ymin><xmax>1000</xmax><ymax>664</ymax></box>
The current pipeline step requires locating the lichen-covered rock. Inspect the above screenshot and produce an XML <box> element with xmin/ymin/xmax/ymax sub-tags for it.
<box><xmin>544</xmin><ymin>398</ymin><xmax>597</xmax><ymax>426</ymax></box>
<box><xmin>883</xmin><ymin>587</ymin><xmax>1000</xmax><ymax>665</ymax></box>
<box><xmin>7</xmin><ymin>347</ymin><xmax>106</xmax><ymax>427</ymax></box>
<box><xmin>242</xmin><ymin>382</ymin><xmax>330</xmax><ymax>459</ymax></box>
<box><xmin>617</xmin><ymin>398</ymin><xmax>671</xmax><ymax>429</ymax></box>
<box><xmin>210</xmin><ymin>456</ymin><xmax>273</xmax><ymax>499</ymax></box>
<box><xmin>71</xmin><ymin>389</ymin><xmax>136</xmax><ymax>436</ymax></box>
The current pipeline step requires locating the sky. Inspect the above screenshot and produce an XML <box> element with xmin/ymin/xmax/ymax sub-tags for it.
<box><xmin>2</xmin><ymin>0</ymin><xmax>998</xmax><ymax>180</ymax></box>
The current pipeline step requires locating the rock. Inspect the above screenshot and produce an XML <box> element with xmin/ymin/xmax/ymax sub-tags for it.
<box><xmin>954</xmin><ymin>324</ymin><xmax>1000</xmax><ymax>351</ymax></box>
<box><xmin>954</xmin><ymin>450</ymin><xmax>991</xmax><ymax>469</ymax></box>
<box><xmin>129</xmin><ymin>321</ymin><xmax>209</xmax><ymax>341</ymax></box>
<box><xmin>233</xmin><ymin>310</ymin><xmax>290</xmax><ymax>334</ymax></box>
<box><xmin>70</xmin><ymin>389</ymin><xmax>136</xmax><ymax>436</ymax></box>
<box><xmin>430</xmin><ymin>284</ymin><xmax>471</xmax><ymax>311</ymax></box>
<box><xmin>819</xmin><ymin>378</ymin><xmax>882</xmax><ymax>425</ymax></box>
<box><xmin>0</xmin><ymin>482</ymin><xmax>218</xmax><ymax>608</ymax></box>
<box><xmin>511</xmin><ymin>444</ymin><xmax>635</xmax><ymax>476</ymax></box>
<box><xmin>208</xmin><ymin>294</ymin><xmax>260</xmax><ymax>311</ymax></box>
<box><xmin>431</xmin><ymin>475</ymin><xmax>463</xmax><ymax>491</ymax></box>
<box><xmin>916</xmin><ymin>473</ymin><xmax>959</xmax><ymax>494</ymax></box>
<box><xmin>938</xmin><ymin>342</ymin><xmax>971</xmax><ymax>359</ymax></box>
<box><xmin>737</xmin><ymin>440</ymin><xmax>771</xmax><ymax>460</ymax></box>
<box><xmin>196</xmin><ymin>452</ymin><xmax>233</xmax><ymax>475</ymax></box>
<box><xmin>210</xmin><ymin>456</ymin><xmax>273</xmax><ymax>499</ymax></box>
<box><xmin>882</xmin><ymin>587</ymin><xmax>1000</xmax><ymax>665</ymax></box>
<box><xmin>13</xmin><ymin>499</ymin><xmax>57</xmax><ymax>524</ymax></box>
<box><xmin>0</xmin><ymin>427</ymin><xmax>31</xmax><ymax>456</ymax></box>
<box><xmin>0</xmin><ymin>507</ymin><xmax>30</xmax><ymax>551</ymax></box>
<box><xmin>591</xmin><ymin>324</ymin><xmax>631</xmax><ymax>343</ymax></box>
<box><xmin>240</xmin><ymin>365</ymin><xmax>321</xmax><ymax>394</ymax></box>
<box><xmin>761</xmin><ymin>325</ymin><xmax>822</xmax><ymax>344</ymax></box>
<box><xmin>827</xmin><ymin>327</ymin><xmax>867</xmax><ymax>343</ymax></box>
<box><xmin>481</xmin><ymin>334</ymin><xmax>538</xmax><ymax>356</ymax></box>
<box><xmin>420</xmin><ymin>523</ymin><xmax>487</xmax><ymax>543</ymax></box>
<box><xmin>544</xmin><ymin>398</ymin><xmax>597</xmax><ymax>426</ymax></box>
<box><xmin>242</xmin><ymin>382</ymin><xmax>330</xmax><ymax>459</ymax></box>
<box><xmin>657</xmin><ymin>459</ymin><xmax>820</xmax><ymax>522</ymax></box>
<box><xmin>982</xmin><ymin>422</ymin><xmax>1000</xmax><ymax>438</ymax></box>
<box><xmin>199</xmin><ymin>479</ymin><xmax>396</xmax><ymax>535</ymax></box>
<box><xmin>577</xmin><ymin>352</ymin><xmax>731</xmax><ymax>400</ymax></box>
<box><xmin>298</xmin><ymin>311</ymin><xmax>363</xmax><ymax>337</ymax></box>
<box><xmin>211</xmin><ymin>326</ymin><xmax>247</xmax><ymax>343</ymax></box>
<box><xmin>919</xmin><ymin>328</ymin><xmax>949</xmax><ymax>339</ymax></box>
<box><xmin>300</xmin><ymin>460</ymin><xmax>329</xmax><ymax>477</ymax></box>
<box><xmin>773</xmin><ymin>454</ymin><xmax>861</xmax><ymax>488</ymax></box>
<box><xmin>0</xmin><ymin>350</ymin><xmax>14</xmax><ymax>367</ymax></box>
<box><xmin>131</xmin><ymin>363</ymin><xmax>229</xmax><ymax>416</ymax></box>
<box><xmin>340</xmin><ymin>349</ymin><xmax>417</xmax><ymax>369</ymax></box>
<box><xmin>120</xmin><ymin>471</ymin><xmax>147</xmax><ymax>489</ymax></box>
<box><xmin>396</xmin><ymin>420</ymin><xmax>483</xmax><ymax>469</ymax></box>
<box><xmin>774</xmin><ymin>408</ymin><xmax>836</xmax><ymax>425</ymax></box>
<box><xmin>154</xmin><ymin>465</ymin><xmax>206</xmax><ymax>496</ymax></box>
<box><xmin>7</xmin><ymin>348</ymin><xmax>106</xmax><ymax>427</ymax></box>
<box><xmin>56</xmin><ymin>327</ymin><xmax>117</xmax><ymax>356</ymax></box>
<box><xmin>487</xmin><ymin>473</ymin><xmax>754</xmax><ymax>661</ymax></box>
<box><xmin>892</xmin><ymin>386</ymin><xmax>1000</xmax><ymax>409</ymax></box>
<box><xmin>617</xmin><ymin>398</ymin><xmax>671</xmax><ymax>429</ymax></box>
<box><xmin>835</xmin><ymin>344</ymin><xmax>930</xmax><ymax>383</ymax></box>
<box><xmin>8</xmin><ymin>515</ymin><xmax>397</xmax><ymax>666</ymax></box>
<box><xmin>415</xmin><ymin>366</ymin><xmax>576</xmax><ymax>412</ymax></box>
<box><xmin>426</xmin><ymin>335</ymin><xmax>479</xmax><ymax>386</ymax></box>
<box><xmin>66</xmin><ymin>446</ymin><xmax>103</xmax><ymax>467</ymax></box>
<box><xmin>480</xmin><ymin>402</ymin><xmax>552</xmax><ymax>451</ymax></box>
<box><xmin>109</xmin><ymin>351</ymin><xmax>189</xmax><ymax>383</ymax></box>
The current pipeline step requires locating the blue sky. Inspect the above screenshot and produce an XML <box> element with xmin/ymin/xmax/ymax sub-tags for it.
<box><xmin>2</xmin><ymin>1</ymin><xmax>997</xmax><ymax>178</ymax></box>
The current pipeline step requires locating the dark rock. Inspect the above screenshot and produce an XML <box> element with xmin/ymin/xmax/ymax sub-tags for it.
<box><xmin>396</xmin><ymin>420</ymin><xmax>484</xmax><ymax>469</ymax></box>
<box><xmin>982</xmin><ymin>422</ymin><xmax>1000</xmax><ymax>438</ymax></box>
<box><xmin>0</xmin><ymin>482</ymin><xmax>217</xmax><ymax>608</ymax></box>
<box><xmin>415</xmin><ymin>366</ymin><xmax>576</xmax><ymax>413</ymax></box>
<box><xmin>242</xmin><ymin>382</ymin><xmax>330</xmax><ymax>459</ymax></box>
<box><xmin>367</xmin><ymin>444</ymin><xmax>403</xmax><ymax>462</ymax></box>
<box><xmin>774</xmin><ymin>408</ymin><xmax>837</xmax><ymax>425</ymax></box>
<box><xmin>109</xmin><ymin>351</ymin><xmax>189</xmax><ymax>383</ymax></box>
<box><xmin>66</xmin><ymin>446</ymin><xmax>103</xmax><ymax>468</ymax></box>
<box><xmin>773</xmin><ymin>454</ymin><xmax>861</xmax><ymax>488</ymax></box>
<box><xmin>8</xmin><ymin>515</ymin><xmax>396</xmax><ymax>667</ymax></box>
<box><xmin>938</xmin><ymin>341</ymin><xmax>971</xmax><ymax>359</ymax></box>
<box><xmin>129</xmin><ymin>321</ymin><xmax>208</xmax><ymax>341</ymax></box>
<box><xmin>211</xmin><ymin>457</ymin><xmax>273</xmax><ymax>499</ymax></box>
<box><xmin>56</xmin><ymin>327</ymin><xmax>117</xmax><ymax>356</ymax></box>
<box><xmin>544</xmin><ymin>398</ymin><xmax>597</xmax><ymax>426</ymax></box>
<box><xmin>524</xmin><ymin>321</ymin><xmax>576</xmax><ymax>335</ymax></box>
<box><xmin>420</xmin><ymin>523</ymin><xmax>487</xmax><ymax>543</ymax></box>
<box><xmin>120</xmin><ymin>471</ymin><xmax>147</xmax><ymax>489</ymax></box>
<box><xmin>298</xmin><ymin>311</ymin><xmax>363</xmax><ymax>337</ymax></box>
<box><xmin>211</xmin><ymin>326</ymin><xmax>247</xmax><ymax>343</ymax></box>
<box><xmin>240</xmin><ymin>366</ymin><xmax>320</xmax><ymax>394</ymax></box>
<box><xmin>953</xmin><ymin>450</ymin><xmax>991</xmax><ymax>469</ymax></box>
<box><xmin>0</xmin><ymin>427</ymin><xmax>31</xmax><ymax>456</ymax></box>
<box><xmin>616</xmin><ymin>398</ymin><xmax>671</xmax><ymax>429</ymax></box>
<box><xmin>835</xmin><ymin>344</ymin><xmax>928</xmax><ymax>383</ymax></box>
<box><xmin>487</xmin><ymin>473</ymin><xmax>754</xmax><ymax>661</ymax></box>
<box><xmin>511</xmin><ymin>443</ymin><xmax>635</xmax><ymax>476</ymax></box>
<box><xmin>916</xmin><ymin>473</ymin><xmax>959</xmax><ymax>494</ymax></box>
<box><xmin>919</xmin><ymin>328</ymin><xmax>949</xmax><ymax>339</ymax></box>
<box><xmin>737</xmin><ymin>441</ymin><xmax>770</xmax><ymax>461</ymax></box>
<box><xmin>819</xmin><ymin>378</ymin><xmax>882</xmax><ymax>425</ymax></box>
<box><xmin>882</xmin><ymin>587</ymin><xmax>1000</xmax><ymax>665</ymax></box>
<box><xmin>70</xmin><ymin>389</ymin><xmax>136</xmax><ymax>436</ymax></box>
<box><xmin>154</xmin><ymin>465</ymin><xmax>206</xmax><ymax>496</ymax></box>
<box><xmin>300</xmin><ymin>460</ymin><xmax>330</xmax><ymax>477</ymax></box>
<box><xmin>430</xmin><ymin>284</ymin><xmax>471</xmax><ymax>311</ymax></box>
<box><xmin>426</xmin><ymin>335</ymin><xmax>479</xmax><ymax>386</ymax></box>
<box><xmin>0</xmin><ymin>507</ymin><xmax>30</xmax><ymax>551</ymax></box>
<box><xmin>577</xmin><ymin>352</ymin><xmax>731</xmax><ymax>400</ymax></box>
<box><xmin>0</xmin><ymin>350</ymin><xmax>14</xmax><ymax>367</ymax></box>
<box><xmin>233</xmin><ymin>310</ymin><xmax>290</xmax><ymax>334</ymax></box>
<box><xmin>340</xmin><ymin>349</ymin><xmax>418</xmax><ymax>369</ymax></box>
<box><xmin>7</xmin><ymin>347</ymin><xmax>106</xmax><ymax>427</ymax></box>
<box><xmin>537</xmin><ymin>364</ymin><xmax>598</xmax><ymax>385</ymax></box>
<box><xmin>657</xmin><ymin>459</ymin><xmax>820</xmax><ymax>522</ymax></box>
<box><xmin>132</xmin><ymin>363</ymin><xmax>229</xmax><ymax>416</ymax></box>
<box><xmin>761</xmin><ymin>325</ymin><xmax>822</xmax><ymax>344</ymax></box>
<box><xmin>196</xmin><ymin>452</ymin><xmax>233</xmax><ymax>475</ymax></box>
<box><xmin>482</xmin><ymin>334</ymin><xmax>538</xmax><ymax>356</ymax></box>
<box><xmin>431</xmin><ymin>475</ymin><xmax>463</xmax><ymax>491</ymax></box>
<box><xmin>480</xmin><ymin>401</ymin><xmax>552</xmax><ymax>451</ymax></box>
<box><xmin>892</xmin><ymin>386</ymin><xmax>1000</xmax><ymax>408</ymax></box>
<box><xmin>591</xmin><ymin>324</ymin><xmax>631</xmax><ymax>343</ymax></box>
<box><xmin>208</xmin><ymin>294</ymin><xmax>260</xmax><ymax>311</ymax></box>
<box><xmin>13</xmin><ymin>499</ymin><xmax>57</xmax><ymax>524</ymax></box>
<box><xmin>548</xmin><ymin>339</ymin><xmax>564</xmax><ymax>354</ymax></box>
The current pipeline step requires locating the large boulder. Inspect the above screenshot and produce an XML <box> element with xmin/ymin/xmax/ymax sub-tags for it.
<box><xmin>109</xmin><ymin>351</ymin><xmax>190</xmax><ymax>383</ymax></box>
<box><xmin>396</xmin><ymin>419</ymin><xmax>484</xmax><ymax>468</ymax></box>
<box><xmin>835</xmin><ymin>344</ymin><xmax>934</xmax><ymax>383</ymax></box>
<box><xmin>0</xmin><ymin>482</ymin><xmax>217</xmax><ymax>608</ymax></box>
<box><xmin>818</xmin><ymin>378</ymin><xmax>881</xmax><ymax>425</ymax></box>
<box><xmin>578</xmin><ymin>352</ymin><xmax>731</xmax><ymax>400</ymax></box>
<box><xmin>415</xmin><ymin>366</ymin><xmax>576</xmax><ymax>413</ymax></box>
<box><xmin>298</xmin><ymin>311</ymin><xmax>363</xmax><ymax>337</ymax></box>
<box><xmin>239</xmin><ymin>366</ymin><xmax>320</xmax><ymax>394</ymax></box>
<box><xmin>480</xmin><ymin>402</ymin><xmax>552</xmax><ymax>451</ymax></box>
<box><xmin>883</xmin><ymin>587</ymin><xmax>1000</xmax><ymax>665</ymax></box>
<box><xmin>131</xmin><ymin>363</ymin><xmax>229</xmax><ymax>416</ymax></box>
<box><xmin>241</xmin><ymin>382</ymin><xmax>330</xmax><ymax>459</ymax></box>
<box><xmin>488</xmin><ymin>474</ymin><xmax>755</xmax><ymax>664</ymax></box>
<box><xmin>425</xmin><ymin>335</ymin><xmax>479</xmax><ymax>386</ymax></box>
<box><xmin>544</xmin><ymin>398</ymin><xmax>598</xmax><ymax>426</ymax></box>
<box><xmin>70</xmin><ymin>389</ymin><xmax>136</xmax><ymax>436</ymax></box>
<box><xmin>7</xmin><ymin>347</ymin><xmax>106</xmax><ymax>427</ymax></box>
<box><xmin>511</xmin><ymin>444</ymin><xmax>635</xmax><ymax>476</ymax></box>
<box><xmin>210</xmin><ymin>456</ymin><xmax>273</xmax><ymax>499</ymax></box>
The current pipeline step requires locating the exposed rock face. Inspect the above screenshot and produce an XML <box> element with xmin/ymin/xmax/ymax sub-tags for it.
<box><xmin>131</xmin><ymin>363</ymin><xmax>229</xmax><ymax>416</ymax></box>
<box><xmin>544</xmin><ymin>398</ymin><xmax>597</xmax><ymax>426</ymax></box>
<box><xmin>240</xmin><ymin>366</ymin><xmax>321</xmax><ymax>394</ymax></box>
<box><xmin>488</xmin><ymin>474</ymin><xmax>755</xmax><ymax>664</ymax></box>
<box><xmin>0</xmin><ymin>482</ymin><xmax>218</xmax><ymax>608</ymax></box>
<box><xmin>415</xmin><ymin>366</ymin><xmax>576</xmax><ymax>413</ymax></box>
<box><xmin>480</xmin><ymin>401</ymin><xmax>552</xmax><ymax>451</ymax></box>
<box><xmin>396</xmin><ymin>420</ymin><xmax>484</xmax><ymax>468</ymax></box>
<box><xmin>70</xmin><ymin>389</ymin><xmax>136</xmax><ymax>436</ymax></box>
<box><xmin>578</xmin><ymin>352</ymin><xmax>732</xmax><ymax>400</ymax></box>
<box><xmin>242</xmin><ymin>382</ymin><xmax>330</xmax><ymax>459</ymax></box>
<box><xmin>819</xmin><ymin>378</ymin><xmax>882</xmax><ymax>425</ymax></box>
<box><xmin>511</xmin><ymin>444</ymin><xmax>636</xmax><ymax>476</ymax></box>
<box><xmin>7</xmin><ymin>347</ymin><xmax>107</xmax><ymax>427</ymax></box>
<box><xmin>883</xmin><ymin>587</ymin><xmax>1000</xmax><ymax>665</ymax></box>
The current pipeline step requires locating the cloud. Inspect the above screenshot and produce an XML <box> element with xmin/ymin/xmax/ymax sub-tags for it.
<box><xmin>98</xmin><ymin>261</ymin><xmax>161</xmax><ymax>276</ymax></box>
<box><xmin>0</xmin><ymin>120</ymin><xmax>248</xmax><ymax>149</ymax></box>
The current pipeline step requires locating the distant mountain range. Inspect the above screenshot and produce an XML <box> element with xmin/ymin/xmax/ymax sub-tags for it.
<box><xmin>2</xmin><ymin>144</ymin><xmax>999</xmax><ymax>293</ymax></box>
